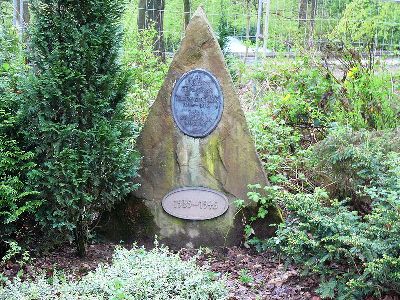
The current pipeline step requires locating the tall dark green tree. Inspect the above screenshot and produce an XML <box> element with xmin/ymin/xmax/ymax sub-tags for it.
<box><xmin>23</xmin><ymin>0</ymin><xmax>140</xmax><ymax>257</ymax></box>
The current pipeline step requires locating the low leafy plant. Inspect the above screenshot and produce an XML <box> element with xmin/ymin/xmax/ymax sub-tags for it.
<box><xmin>243</xmin><ymin>54</ymin><xmax>399</xmax><ymax>132</ymax></box>
<box><xmin>1</xmin><ymin>241</ymin><xmax>30</xmax><ymax>266</ymax></box>
<box><xmin>246</xmin><ymin>109</ymin><xmax>301</xmax><ymax>183</ymax></box>
<box><xmin>238</xmin><ymin>269</ymin><xmax>254</xmax><ymax>284</ymax></box>
<box><xmin>0</xmin><ymin>241</ymin><xmax>31</xmax><ymax>279</ymax></box>
<box><xmin>311</xmin><ymin>125</ymin><xmax>400</xmax><ymax>209</ymax></box>
<box><xmin>0</xmin><ymin>244</ymin><xmax>228</xmax><ymax>300</ymax></box>
<box><xmin>333</xmin><ymin>65</ymin><xmax>399</xmax><ymax>130</ymax></box>
<box><xmin>235</xmin><ymin>184</ymin><xmax>284</xmax><ymax>246</ymax></box>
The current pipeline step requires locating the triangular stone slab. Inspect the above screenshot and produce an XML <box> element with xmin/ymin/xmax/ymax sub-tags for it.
<box><xmin>106</xmin><ymin>7</ymin><xmax>282</xmax><ymax>248</ymax></box>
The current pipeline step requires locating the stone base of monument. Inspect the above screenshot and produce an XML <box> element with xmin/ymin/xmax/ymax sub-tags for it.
<box><xmin>101</xmin><ymin>7</ymin><xmax>283</xmax><ymax>249</ymax></box>
<box><xmin>102</xmin><ymin>195</ymin><xmax>282</xmax><ymax>248</ymax></box>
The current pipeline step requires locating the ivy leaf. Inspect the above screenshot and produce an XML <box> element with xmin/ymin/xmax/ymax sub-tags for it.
<box><xmin>2</xmin><ymin>63</ymin><xmax>10</xmax><ymax>71</ymax></box>
<box><xmin>316</xmin><ymin>279</ymin><xmax>337</xmax><ymax>299</ymax></box>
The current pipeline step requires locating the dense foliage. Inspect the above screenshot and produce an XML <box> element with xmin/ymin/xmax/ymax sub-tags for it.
<box><xmin>0</xmin><ymin>245</ymin><xmax>228</xmax><ymax>299</ymax></box>
<box><xmin>22</xmin><ymin>0</ymin><xmax>140</xmax><ymax>256</ymax></box>
<box><xmin>332</xmin><ymin>0</ymin><xmax>400</xmax><ymax>49</ymax></box>
<box><xmin>241</xmin><ymin>123</ymin><xmax>400</xmax><ymax>299</ymax></box>
<box><xmin>266</xmin><ymin>183</ymin><xmax>400</xmax><ymax>299</ymax></box>
<box><xmin>122</xmin><ymin>3</ymin><xmax>167</xmax><ymax>127</ymax></box>
<box><xmin>0</xmin><ymin>2</ymin><xmax>40</xmax><ymax>250</ymax></box>
<box><xmin>312</xmin><ymin>126</ymin><xmax>400</xmax><ymax>208</ymax></box>
<box><xmin>242</xmin><ymin>56</ymin><xmax>399</xmax><ymax>131</ymax></box>
<box><xmin>266</xmin><ymin>149</ymin><xmax>400</xmax><ymax>299</ymax></box>
<box><xmin>236</xmin><ymin>37</ymin><xmax>400</xmax><ymax>299</ymax></box>
<box><xmin>239</xmin><ymin>125</ymin><xmax>400</xmax><ymax>298</ymax></box>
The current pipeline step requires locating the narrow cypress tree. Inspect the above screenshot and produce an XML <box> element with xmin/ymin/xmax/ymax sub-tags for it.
<box><xmin>23</xmin><ymin>0</ymin><xmax>140</xmax><ymax>257</ymax></box>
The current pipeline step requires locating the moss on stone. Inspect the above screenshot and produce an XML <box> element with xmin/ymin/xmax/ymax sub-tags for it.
<box><xmin>163</xmin><ymin>135</ymin><xmax>176</xmax><ymax>188</ymax></box>
<box><xmin>202</xmin><ymin>135</ymin><xmax>220</xmax><ymax>176</ymax></box>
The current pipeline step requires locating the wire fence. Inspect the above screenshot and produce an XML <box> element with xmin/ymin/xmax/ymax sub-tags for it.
<box><xmin>2</xmin><ymin>0</ymin><xmax>400</xmax><ymax>57</ymax></box>
<box><xmin>135</xmin><ymin>0</ymin><xmax>400</xmax><ymax>57</ymax></box>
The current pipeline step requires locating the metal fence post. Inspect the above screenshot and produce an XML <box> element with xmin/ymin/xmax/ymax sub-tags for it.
<box><xmin>255</xmin><ymin>0</ymin><xmax>263</xmax><ymax>61</ymax></box>
<box><xmin>263</xmin><ymin>0</ymin><xmax>270</xmax><ymax>55</ymax></box>
<box><xmin>19</xmin><ymin>0</ymin><xmax>24</xmax><ymax>32</ymax></box>
<box><xmin>13</xmin><ymin>0</ymin><xmax>20</xmax><ymax>28</ymax></box>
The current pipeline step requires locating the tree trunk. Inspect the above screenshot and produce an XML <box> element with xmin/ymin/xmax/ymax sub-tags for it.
<box><xmin>244</xmin><ymin>0</ymin><xmax>251</xmax><ymax>64</ymax></box>
<box><xmin>13</xmin><ymin>0</ymin><xmax>21</xmax><ymax>28</ymax></box>
<box><xmin>21</xmin><ymin>0</ymin><xmax>29</xmax><ymax>34</ymax></box>
<box><xmin>183</xmin><ymin>0</ymin><xmax>190</xmax><ymax>29</ymax></box>
<box><xmin>13</xmin><ymin>0</ymin><xmax>29</xmax><ymax>34</ymax></box>
<box><xmin>137</xmin><ymin>0</ymin><xmax>165</xmax><ymax>61</ymax></box>
<box><xmin>75</xmin><ymin>210</ymin><xmax>87</xmax><ymax>258</ymax></box>
<box><xmin>298</xmin><ymin>0</ymin><xmax>307</xmax><ymax>28</ymax></box>
<box><xmin>138</xmin><ymin>0</ymin><xmax>146</xmax><ymax>30</ymax></box>
<box><xmin>308</xmin><ymin>0</ymin><xmax>317</xmax><ymax>48</ymax></box>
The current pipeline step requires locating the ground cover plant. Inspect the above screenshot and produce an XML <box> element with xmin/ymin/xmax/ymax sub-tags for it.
<box><xmin>239</xmin><ymin>126</ymin><xmax>400</xmax><ymax>299</ymax></box>
<box><xmin>0</xmin><ymin>244</ymin><xmax>228</xmax><ymax>300</ymax></box>
<box><xmin>264</xmin><ymin>147</ymin><xmax>400</xmax><ymax>299</ymax></box>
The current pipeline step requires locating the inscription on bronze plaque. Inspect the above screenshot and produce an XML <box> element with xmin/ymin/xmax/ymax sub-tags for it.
<box><xmin>162</xmin><ymin>187</ymin><xmax>229</xmax><ymax>220</ymax></box>
<box><xmin>171</xmin><ymin>69</ymin><xmax>224</xmax><ymax>138</ymax></box>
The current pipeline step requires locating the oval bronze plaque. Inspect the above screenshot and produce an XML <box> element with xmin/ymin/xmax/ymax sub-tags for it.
<box><xmin>162</xmin><ymin>187</ymin><xmax>229</xmax><ymax>220</ymax></box>
<box><xmin>171</xmin><ymin>69</ymin><xmax>224</xmax><ymax>138</ymax></box>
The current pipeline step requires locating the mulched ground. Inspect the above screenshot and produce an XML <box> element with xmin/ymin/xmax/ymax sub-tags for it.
<box><xmin>179</xmin><ymin>247</ymin><xmax>320</xmax><ymax>300</ymax></box>
<box><xmin>1</xmin><ymin>242</ymin><xmax>321</xmax><ymax>300</ymax></box>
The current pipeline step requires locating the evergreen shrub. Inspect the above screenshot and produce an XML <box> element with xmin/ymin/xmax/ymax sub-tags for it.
<box><xmin>23</xmin><ymin>0</ymin><xmax>140</xmax><ymax>256</ymax></box>
<box><xmin>239</xmin><ymin>127</ymin><xmax>400</xmax><ymax>299</ymax></box>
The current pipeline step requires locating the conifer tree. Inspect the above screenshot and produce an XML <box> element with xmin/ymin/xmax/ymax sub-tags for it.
<box><xmin>23</xmin><ymin>0</ymin><xmax>140</xmax><ymax>257</ymax></box>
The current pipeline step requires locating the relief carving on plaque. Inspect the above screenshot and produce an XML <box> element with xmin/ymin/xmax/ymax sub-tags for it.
<box><xmin>171</xmin><ymin>69</ymin><xmax>224</xmax><ymax>138</ymax></box>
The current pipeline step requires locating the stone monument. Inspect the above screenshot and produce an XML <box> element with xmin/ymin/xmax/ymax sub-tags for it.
<box><xmin>105</xmin><ymin>7</ymin><xmax>282</xmax><ymax>248</ymax></box>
